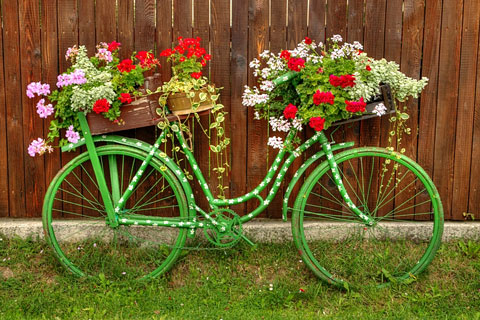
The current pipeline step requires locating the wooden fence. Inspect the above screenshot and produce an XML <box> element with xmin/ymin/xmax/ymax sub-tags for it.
<box><xmin>0</xmin><ymin>0</ymin><xmax>478</xmax><ymax>220</ymax></box>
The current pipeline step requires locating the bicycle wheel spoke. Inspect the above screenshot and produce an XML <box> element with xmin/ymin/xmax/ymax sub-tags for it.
<box><xmin>293</xmin><ymin>149</ymin><xmax>443</xmax><ymax>288</ymax></box>
<box><xmin>46</xmin><ymin>146</ymin><xmax>187</xmax><ymax>280</ymax></box>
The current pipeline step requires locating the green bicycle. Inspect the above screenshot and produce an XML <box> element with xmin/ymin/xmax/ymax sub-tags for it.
<box><xmin>42</xmin><ymin>82</ymin><xmax>444</xmax><ymax>289</ymax></box>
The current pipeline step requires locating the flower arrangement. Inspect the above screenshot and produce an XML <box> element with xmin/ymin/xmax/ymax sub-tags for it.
<box><xmin>242</xmin><ymin>35</ymin><xmax>428</xmax><ymax>150</ymax></box>
<box><xmin>26</xmin><ymin>41</ymin><xmax>159</xmax><ymax>156</ymax></box>
<box><xmin>156</xmin><ymin>37</ymin><xmax>230</xmax><ymax>197</ymax></box>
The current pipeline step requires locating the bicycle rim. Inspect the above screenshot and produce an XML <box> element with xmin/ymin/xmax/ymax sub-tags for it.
<box><xmin>42</xmin><ymin>145</ymin><xmax>188</xmax><ymax>281</ymax></box>
<box><xmin>291</xmin><ymin>147</ymin><xmax>444</xmax><ymax>288</ymax></box>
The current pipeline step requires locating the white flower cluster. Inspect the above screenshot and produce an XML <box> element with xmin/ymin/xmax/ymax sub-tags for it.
<box><xmin>350</xmin><ymin>57</ymin><xmax>428</xmax><ymax>102</ymax></box>
<box><xmin>269</xmin><ymin>116</ymin><xmax>291</xmax><ymax>132</ymax></box>
<box><xmin>260</xmin><ymin>80</ymin><xmax>275</xmax><ymax>92</ymax></box>
<box><xmin>242</xmin><ymin>86</ymin><xmax>269</xmax><ymax>107</ymax></box>
<box><xmin>267</xmin><ymin>136</ymin><xmax>284</xmax><ymax>149</ymax></box>
<box><xmin>269</xmin><ymin>116</ymin><xmax>304</xmax><ymax>133</ymax></box>
<box><xmin>331</xmin><ymin>34</ymin><xmax>343</xmax><ymax>43</ymax></box>
<box><xmin>289</xmin><ymin>40</ymin><xmax>317</xmax><ymax>59</ymax></box>
<box><xmin>372</xmin><ymin>103</ymin><xmax>387</xmax><ymax>117</ymax></box>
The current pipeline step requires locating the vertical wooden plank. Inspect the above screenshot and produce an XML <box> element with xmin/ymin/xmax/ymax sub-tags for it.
<box><xmin>325</xmin><ymin>0</ymin><xmax>347</xmax><ymax>39</ymax></box>
<box><xmin>3</xmin><ymin>0</ymin><xmax>25</xmax><ymax>217</ymax></box>
<box><xmin>267</xmin><ymin>0</ymin><xmax>287</xmax><ymax>217</ymax></box>
<box><xmin>77</xmin><ymin>0</ymin><xmax>97</xmax><ymax>217</ymax></box>
<box><xmin>394</xmin><ymin>0</ymin><xmax>424</xmax><ymax>220</ymax></box>
<box><xmin>375</xmin><ymin>0</ymin><xmax>402</xmax><ymax>218</ymax></box>
<box><xmin>358</xmin><ymin>0</ymin><xmax>385</xmax><ymax>211</ymax></box>
<box><xmin>58</xmin><ymin>0</ymin><xmax>79</xmax><ymax>217</ymax></box>
<box><xmin>173</xmin><ymin>0</ymin><xmax>192</xmax><ymax>39</ymax></box>
<box><xmin>135</xmin><ymin>0</ymin><xmax>156</xmax><ymax>51</ymax></box>
<box><xmin>41</xmin><ymin>0</ymin><xmax>61</xmax><ymax>203</ymax></box>
<box><xmin>417</xmin><ymin>0</ymin><xmax>441</xmax><ymax>220</ymax></box>
<box><xmin>192</xmin><ymin>0</ymin><xmax>211</xmax><ymax>211</ymax></box>
<box><xmin>246</xmin><ymin>0</ymin><xmax>269</xmax><ymax>216</ymax></box>
<box><xmin>134</xmin><ymin>0</ymin><xmax>158</xmax><ymax>208</ymax></box>
<box><xmin>156</xmin><ymin>0</ymin><xmax>173</xmax><ymax>81</ymax></box>
<box><xmin>325</xmin><ymin>0</ymin><xmax>348</xmax><ymax>215</ymax></box>
<box><xmin>309</xmin><ymin>0</ymin><xmax>326</xmax><ymax>43</ymax></box>
<box><xmin>343</xmin><ymin>0</ymin><xmax>365</xmax><ymax>214</ymax></box>
<box><xmin>211</xmin><ymin>0</ymin><xmax>230</xmax><ymax>202</ymax></box>
<box><xmin>95</xmin><ymin>0</ymin><xmax>116</xmax><ymax>43</ymax></box>
<box><xmin>282</xmin><ymin>0</ymin><xmax>308</xmax><ymax>219</ymax></box>
<box><xmin>0</xmin><ymin>5</ymin><xmax>8</xmax><ymax>216</ymax></box>
<box><xmin>118</xmin><ymin>0</ymin><xmax>135</xmax><ymax>60</ymax></box>
<box><xmin>230</xmin><ymin>0</ymin><xmax>249</xmax><ymax>214</ymax></box>
<box><xmin>78</xmin><ymin>0</ymin><xmax>96</xmax><ymax>52</ymax></box>
<box><xmin>360</xmin><ymin>0</ymin><xmax>385</xmax><ymax>148</ymax></box>
<box><xmin>434</xmin><ymin>0</ymin><xmax>463</xmax><ymax>219</ymax></box>
<box><xmin>452</xmin><ymin>0</ymin><xmax>480</xmax><ymax>219</ymax></box>
<box><xmin>19</xmin><ymin>0</ymin><xmax>45</xmax><ymax>217</ymax></box>
<box><xmin>469</xmin><ymin>24</ymin><xmax>480</xmax><ymax>217</ymax></box>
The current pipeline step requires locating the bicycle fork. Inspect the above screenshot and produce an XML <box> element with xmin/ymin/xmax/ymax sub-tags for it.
<box><xmin>318</xmin><ymin>133</ymin><xmax>375</xmax><ymax>226</ymax></box>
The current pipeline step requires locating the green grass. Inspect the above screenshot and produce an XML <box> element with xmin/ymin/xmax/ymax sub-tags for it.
<box><xmin>0</xmin><ymin>235</ymin><xmax>479</xmax><ymax>319</ymax></box>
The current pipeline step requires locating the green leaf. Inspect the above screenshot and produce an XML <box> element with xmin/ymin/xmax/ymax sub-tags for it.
<box><xmin>199</xmin><ymin>92</ymin><xmax>207</xmax><ymax>102</ymax></box>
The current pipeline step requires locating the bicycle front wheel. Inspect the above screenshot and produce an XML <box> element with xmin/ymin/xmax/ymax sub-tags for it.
<box><xmin>43</xmin><ymin>145</ymin><xmax>189</xmax><ymax>280</ymax></box>
<box><xmin>291</xmin><ymin>147</ymin><xmax>443</xmax><ymax>288</ymax></box>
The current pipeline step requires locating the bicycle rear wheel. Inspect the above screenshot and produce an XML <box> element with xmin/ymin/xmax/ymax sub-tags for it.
<box><xmin>291</xmin><ymin>147</ymin><xmax>443</xmax><ymax>288</ymax></box>
<box><xmin>43</xmin><ymin>145</ymin><xmax>188</xmax><ymax>280</ymax></box>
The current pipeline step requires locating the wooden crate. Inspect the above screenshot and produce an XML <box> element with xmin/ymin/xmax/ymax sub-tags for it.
<box><xmin>332</xmin><ymin>84</ymin><xmax>395</xmax><ymax>126</ymax></box>
<box><xmin>87</xmin><ymin>74</ymin><xmax>163</xmax><ymax>135</ymax></box>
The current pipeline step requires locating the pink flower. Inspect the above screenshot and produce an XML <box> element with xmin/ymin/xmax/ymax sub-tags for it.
<box><xmin>26</xmin><ymin>82</ymin><xmax>50</xmax><ymax>98</ymax></box>
<box><xmin>96</xmin><ymin>48</ymin><xmax>113</xmax><ymax>63</ymax></box>
<box><xmin>36</xmin><ymin>99</ymin><xmax>54</xmax><ymax>118</ymax></box>
<box><xmin>27</xmin><ymin>138</ymin><xmax>52</xmax><ymax>157</ymax></box>
<box><xmin>65</xmin><ymin>45</ymin><xmax>79</xmax><ymax>60</ymax></box>
<box><xmin>56</xmin><ymin>69</ymin><xmax>86</xmax><ymax>88</ymax></box>
<box><xmin>65</xmin><ymin>125</ymin><xmax>80</xmax><ymax>144</ymax></box>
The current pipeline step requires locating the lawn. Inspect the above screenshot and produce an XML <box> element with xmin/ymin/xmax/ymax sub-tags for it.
<box><xmin>0</xmin><ymin>236</ymin><xmax>479</xmax><ymax>319</ymax></box>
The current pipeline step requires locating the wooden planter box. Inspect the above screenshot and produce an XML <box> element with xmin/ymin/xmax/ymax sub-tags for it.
<box><xmin>87</xmin><ymin>74</ymin><xmax>163</xmax><ymax>135</ymax></box>
<box><xmin>332</xmin><ymin>84</ymin><xmax>395</xmax><ymax>126</ymax></box>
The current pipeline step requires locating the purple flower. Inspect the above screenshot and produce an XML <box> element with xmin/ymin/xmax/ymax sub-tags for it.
<box><xmin>26</xmin><ymin>82</ymin><xmax>50</xmax><ymax>98</ymax></box>
<box><xmin>96</xmin><ymin>48</ymin><xmax>113</xmax><ymax>63</ymax></box>
<box><xmin>36</xmin><ymin>99</ymin><xmax>54</xmax><ymax>119</ymax></box>
<box><xmin>56</xmin><ymin>69</ymin><xmax>87</xmax><ymax>88</ymax></box>
<box><xmin>27</xmin><ymin>138</ymin><xmax>52</xmax><ymax>157</ymax></box>
<box><xmin>65</xmin><ymin>125</ymin><xmax>80</xmax><ymax>144</ymax></box>
<box><xmin>65</xmin><ymin>45</ymin><xmax>79</xmax><ymax>60</ymax></box>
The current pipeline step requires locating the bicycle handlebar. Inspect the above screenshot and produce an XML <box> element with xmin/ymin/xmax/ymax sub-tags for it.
<box><xmin>272</xmin><ymin>71</ymin><xmax>299</xmax><ymax>86</ymax></box>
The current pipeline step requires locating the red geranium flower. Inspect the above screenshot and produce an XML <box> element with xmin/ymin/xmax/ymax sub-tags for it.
<box><xmin>200</xmin><ymin>60</ymin><xmax>206</xmax><ymax>66</ymax></box>
<box><xmin>191</xmin><ymin>72</ymin><xmax>202</xmax><ymax>79</ymax></box>
<box><xmin>107</xmin><ymin>41</ymin><xmax>121</xmax><ymax>52</ymax></box>
<box><xmin>280</xmin><ymin>50</ymin><xmax>291</xmax><ymax>60</ymax></box>
<box><xmin>204</xmin><ymin>54</ymin><xmax>211</xmax><ymax>61</ymax></box>
<box><xmin>313</xmin><ymin>90</ymin><xmax>335</xmax><ymax>105</ymax></box>
<box><xmin>118</xmin><ymin>93</ymin><xmax>133</xmax><ymax>104</ymax></box>
<box><xmin>136</xmin><ymin>51</ymin><xmax>160</xmax><ymax>68</ymax></box>
<box><xmin>117</xmin><ymin>59</ymin><xmax>136</xmax><ymax>73</ymax></box>
<box><xmin>304</xmin><ymin>37</ymin><xmax>312</xmax><ymax>45</ymax></box>
<box><xmin>92</xmin><ymin>99</ymin><xmax>110</xmax><ymax>114</ymax></box>
<box><xmin>345</xmin><ymin>97</ymin><xmax>367</xmax><ymax>113</ymax></box>
<box><xmin>309</xmin><ymin>117</ymin><xmax>326</xmax><ymax>132</ymax></box>
<box><xmin>366</xmin><ymin>65</ymin><xmax>371</xmax><ymax>71</ymax></box>
<box><xmin>287</xmin><ymin>57</ymin><xmax>305</xmax><ymax>72</ymax></box>
<box><xmin>329</xmin><ymin>74</ymin><xmax>356</xmax><ymax>88</ymax></box>
<box><xmin>160</xmin><ymin>48</ymin><xmax>174</xmax><ymax>57</ymax></box>
<box><xmin>283</xmin><ymin>103</ymin><xmax>298</xmax><ymax>119</ymax></box>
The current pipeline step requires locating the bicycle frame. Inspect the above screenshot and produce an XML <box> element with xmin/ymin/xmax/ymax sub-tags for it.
<box><xmin>74</xmin><ymin>112</ymin><xmax>375</xmax><ymax>231</ymax></box>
